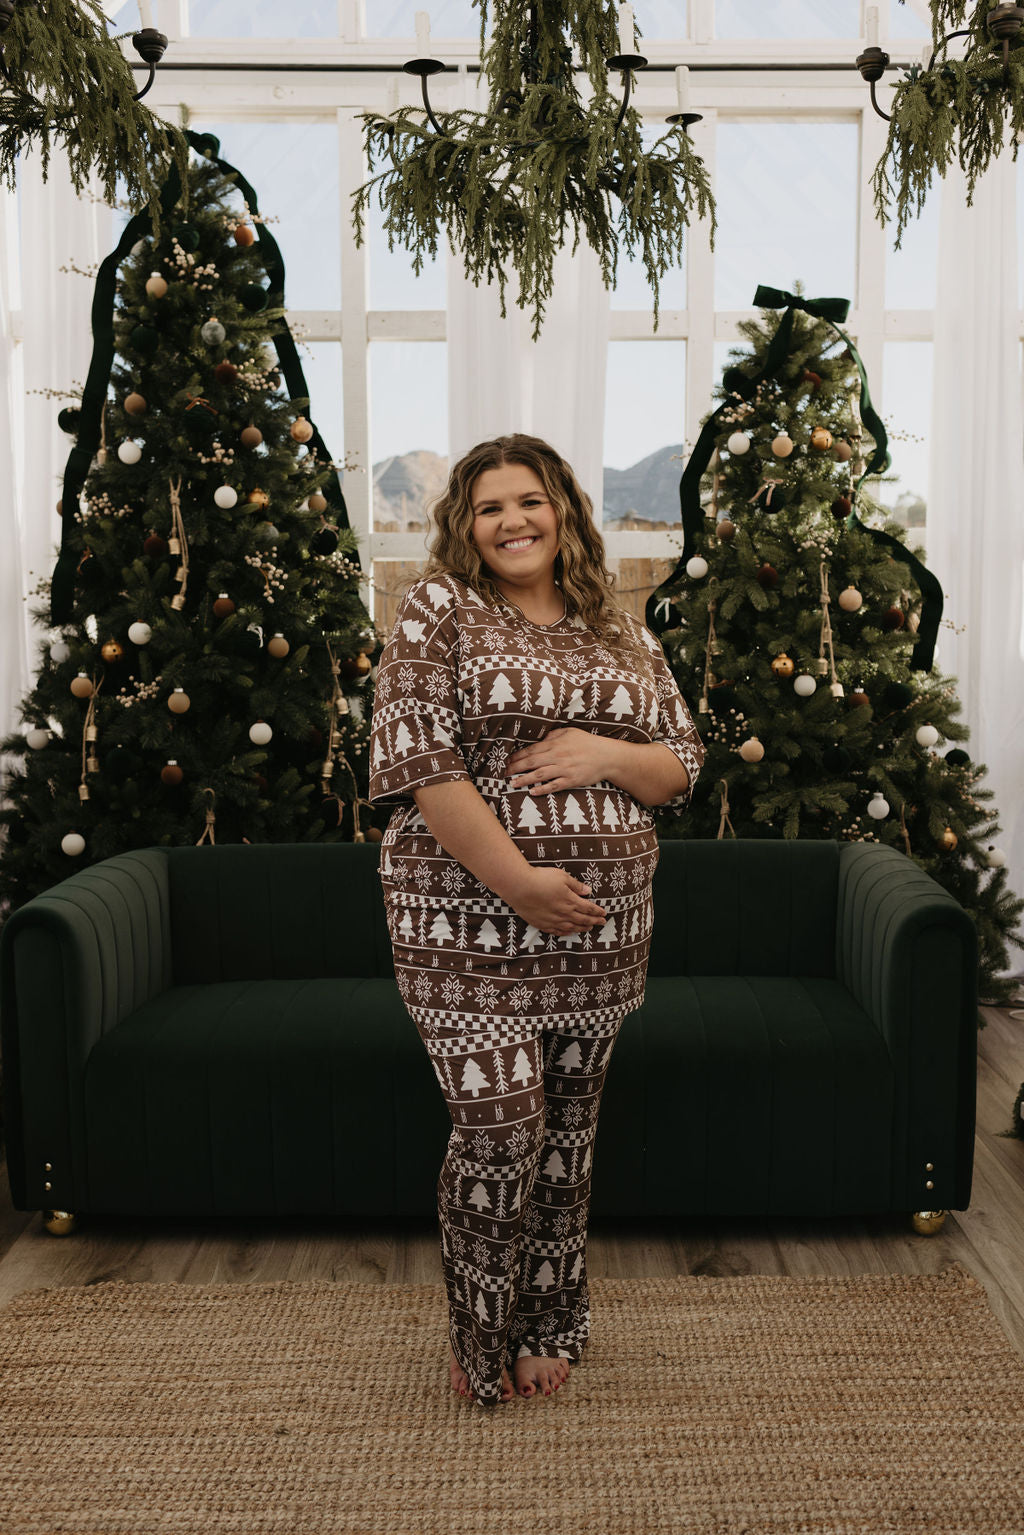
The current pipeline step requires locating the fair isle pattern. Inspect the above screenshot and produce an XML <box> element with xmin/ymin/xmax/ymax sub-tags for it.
<box><xmin>368</xmin><ymin>573</ymin><xmax>706</xmax><ymax>1406</ymax></box>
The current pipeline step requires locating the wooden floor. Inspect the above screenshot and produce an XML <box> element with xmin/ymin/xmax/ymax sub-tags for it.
<box><xmin>2</xmin><ymin>1000</ymin><xmax>1023</xmax><ymax>1361</ymax></box>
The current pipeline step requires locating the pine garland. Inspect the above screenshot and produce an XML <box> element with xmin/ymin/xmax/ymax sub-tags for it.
<box><xmin>0</xmin><ymin>0</ymin><xmax>191</xmax><ymax>238</ymax></box>
<box><xmin>352</xmin><ymin>0</ymin><xmax>715</xmax><ymax>340</ymax></box>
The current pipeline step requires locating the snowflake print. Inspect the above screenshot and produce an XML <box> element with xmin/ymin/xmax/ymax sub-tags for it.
<box><xmin>441</xmin><ymin>974</ymin><xmax>465</xmax><ymax>1008</ymax></box>
<box><xmin>552</xmin><ymin>1211</ymin><xmax>575</xmax><ymax>1238</ymax></box>
<box><xmin>472</xmin><ymin>1238</ymin><xmax>491</xmax><ymax>1268</ymax></box>
<box><xmin>450</xmin><ymin>1230</ymin><xmax>466</xmax><ymax>1258</ymax></box>
<box><xmin>583</xmin><ymin>862</ymin><xmax>601</xmax><ymax>890</ymax></box>
<box><xmin>413</xmin><ymin>972</ymin><xmax>432</xmax><ymax>1003</ymax></box>
<box><xmin>538</xmin><ymin>1314</ymin><xmax>561</xmax><ymax>1337</ymax></box>
<box><xmin>470</xmin><ymin>1129</ymin><xmax>496</xmax><ymax>1163</ymax></box>
<box><xmin>392</xmin><ymin>860</ymin><xmax>409</xmax><ymax>883</ymax></box>
<box><xmin>398</xmin><ymin>663</ymin><xmax>416</xmax><ymax>694</ymax></box>
<box><xmin>631</xmin><ymin>862</ymin><xmax>647</xmax><ymax>888</ymax></box>
<box><xmin>561</xmin><ymin>1099</ymin><xmax>586</xmax><ymax>1128</ymax></box>
<box><xmin>423</xmin><ymin>668</ymin><xmax>450</xmax><ymax>701</ymax></box>
<box><xmin>507</xmin><ymin>1125</ymin><xmax>533</xmax><ymax>1162</ymax></box>
<box><xmin>441</xmin><ymin>864</ymin><xmax>467</xmax><ymax>896</ymax></box>
<box><xmin>501</xmin><ymin>1244</ymin><xmax>521</xmax><ymax>1273</ymax></box>
<box><xmin>595</xmin><ymin>977</ymin><xmax>614</xmax><ymax>1004</ymax></box>
<box><xmin>567</xmin><ymin>980</ymin><xmax>588</xmax><ymax>1008</ymax></box>
<box><xmin>413</xmin><ymin>862</ymin><xmax>433</xmax><ymax>893</ymax></box>
<box><xmin>539</xmin><ymin>981</ymin><xmax>561</xmax><ymax>1011</ymax></box>
<box><xmin>509</xmin><ymin>983</ymin><xmax>532</xmax><ymax>1014</ymax></box>
<box><xmin>608</xmin><ymin>863</ymin><xmax>628</xmax><ymax>893</ymax></box>
<box><xmin>522</xmin><ymin>1206</ymin><xmax>543</xmax><ymax>1233</ymax></box>
<box><xmin>474</xmin><ymin>978</ymin><xmax>499</xmax><ymax>1012</ymax></box>
<box><xmin>617</xmin><ymin>973</ymin><xmax>634</xmax><ymax>1000</ymax></box>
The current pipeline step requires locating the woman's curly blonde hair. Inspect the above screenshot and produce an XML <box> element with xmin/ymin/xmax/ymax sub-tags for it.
<box><xmin>396</xmin><ymin>433</ymin><xmax>653</xmax><ymax>667</ymax></box>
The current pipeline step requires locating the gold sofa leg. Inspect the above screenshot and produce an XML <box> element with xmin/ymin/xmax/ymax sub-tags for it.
<box><xmin>42</xmin><ymin>1210</ymin><xmax>78</xmax><ymax>1236</ymax></box>
<box><xmin>910</xmin><ymin>1210</ymin><xmax>948</xmax><ymax>1235</ymax></box>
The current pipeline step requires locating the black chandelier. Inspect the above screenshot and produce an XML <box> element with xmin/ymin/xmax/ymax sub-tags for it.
<box><xmin>856</xmin><ymin>0</ymin><xmax>1024</xmax><ymax>119</ymax></box>
<box><xmin>0</xmin><ymin>0</ymin><xmax>168</xmax><ymax>102</ymax></box>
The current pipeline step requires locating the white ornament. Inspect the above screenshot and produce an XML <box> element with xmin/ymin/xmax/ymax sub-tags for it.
<box><xmin>26</xmin><ymin>727</ymin><xmax>50</xmax><ymax>750</ymax></box>
<box><xmin>915</xmin><ymin>724</ymin><xmax>940</xmax><ymax>748</ymax></box>
<box><xmin>249</xmin><ymin>721</ymin><xmax>273</xmax><ymax>745</ymax></box>
<box><xmin>686</xmin><ymin>556</ymin><xmax>709</xmax><ymax>579</ymax></box>
<box><xmin>131</xmin><ymin>239</ymin><xmax>148</xmax><ymax>259</ymax></box>
<box><xmin>117</xmin><ymin>440</ymin><xmax>142</xmax><ymax>465</ymax></box>
<box><xmin>201</xmin><ymin>317</ymin><xmax>226</xmax><ymax>345</ymax></box>
<box><xmin>61</xmin><ymin>832</ymin><xmax>86</xmax><ymax>857</ymax></box>
<box><xmin>128</xmin><ymin>621</ymin><xmax>152</xmax><ymax>645</ymax></box>
<box><xmin>726</xmin><ymin>431</ymin><xmax>751</xmax><ymax>456</ymax></box>
<box><xmin>793</xmin><ymin>674</ymin><xmax>817</xmax><ymax>697</ymax></box>
<box><xmin>214</xmin><ymin>485</ymin><xmax>239</xmax><ymax>509</ymax></box>
<box><xmin>986</xmin><ymin>846</ymin><xmax>1007</xmax><ymax>868</ymax></box>
<box><xmin>49</xmin><ymin>639</ymin><xmax>70</xmax><ymax>663</ymax></box>
<box><xmin>771</xmin><ymin>433</ymin><xmax>794</xmax><ymax>458</ymax></box>
<box><xmin>867</xmin><ymin>791</ymin><xmax>890</xmax><ymax>820</ymax></box>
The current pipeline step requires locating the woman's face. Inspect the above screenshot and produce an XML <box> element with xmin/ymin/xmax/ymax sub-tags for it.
<box><xmin>468</xmin><ymin>462</ymin><xmax>561</xmax><ymax>585</ymax></box>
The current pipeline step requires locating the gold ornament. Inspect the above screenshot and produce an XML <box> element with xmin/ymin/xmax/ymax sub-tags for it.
<box><xmin>810</xmin><ymin>426</ymin><xmax>833</xmax><ymax>451</ymax></box>
<box><xmin>70</xmin><ymin>673</ymin><xmax>94</xmax><ymax>699</ymax></box>
<box><xmin>355</xmin><ymin>652</ymin><xmax>372</xmax><ymax>675</ymax></box>
<box><xmin>233</xmin><ymin>222</ymin><xmax>255</xmax><ymax>247</ymax></box>
<box><xmin>771</xmin><ymin>654</ymin><xmax>795</xmax><ymax>678</ymax></box>
<box><xmin>290</xmin><ymin>417</ymin><xmax>314</xmax><ymax>443</ymax></box>
<box><xmin>940</xmin><ymin>827</ymin><xmax>958</xmax><ymax>850</ymax></box>
<box><xmin>248</xmin><ymin>488</ymin><xmax>270</xmax><ymax>508</ymax></box>
<box><xmin>101</xmin><ymin>640</ymin><xmax>124</xmax><ymax>663</ymax></box>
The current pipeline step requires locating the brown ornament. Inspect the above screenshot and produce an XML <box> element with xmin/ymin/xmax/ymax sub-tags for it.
<box><xmin>337</xmin><ymin>656</ymin><xmax>364</xmax><ymax>680</ymax></box>
<box><xmin>124</xmin><ymin>392</ymin><xmax>147</xmax><ymax>415</ymax></box>
<box><xmin>160</xmin><ymin>760</ymin><xmax>184</xmax><ymax>786</ymax></box>
<box><xmin>849</xmin><ymin>690</ymin><xmax>871</xmax><ymax>707</ymax></box>
<box><xmin>167</xmin><ymin>688</ymin><xmax>191</xmax><ymax>714</ymax></box>
<box><xmin>940</xmin><ymin>826</ymin><xmax>958</xmax><ymax>850</ymax></box>
<box><xmin>831</xmin><ymin>495</ymin><xmax>852</xmax><ymax>520</ymax></box>
<box><xmin>308</xmin><ymin>491</ymin><xmax>328</xmax><ymax>513</ymax></box>
<box><xmin>56</xmin><ymin>498</ymin><xmax>63</xmax><ymax>517</ymax></box>
<box><xmin>101</xmin><ymin>640</ymin><xmax>124</xmax><ymax>663</ymax></box>
<box><xmin>144</xmin><ymin>532</ymin><xmax>168</xmax><ymax>558</ymax></box>
<box><xmin>214</xmin><ymin>360</ymin><xmax>239</xmax><ymax>384</ymax></box>
<box><xmin>715</xmin><ymin>518</ymin><xmax>735</xmax><ymax>542</ymax></box>
<box><xmin>755</xmin><ymin>563</ymin><xmax>778</xmax><ymax>588</ymax></box>
<box><xmin>70</xmin><ymin>673</ymin><xmax>94</xmax><ymax>699</ymax></box>
<box><xmin>364</xmin><ymin>826</ymin><xmax>383</xmax><ymax>843</ymax></box>
<box><xmin>355</xmin><ymin>652</ymin><xmax>372</xmax><ymax>675</ymax></box>
<box><xmin>290</xmin><ymin>416</ymin><xmax>314</xmax><ymax>443</ymax></box>
<box><xmin>247</xmin><ymin>488</ymin><xmax>270</xmax><ymax>508</ymax></box>
<box><xmin>881</xmin><ymin>606</ymin><xmax>906</xmax><ymax>631</ymax></box>
<box><xmin>771</xmin><ymin>654</ymin><xmax>795</xmax><ymax>678</ymax></box>
<box><xmin>267</xmin><ymin>633</ymin><xmax>290</xmax><ymax>658</ymax></box>
<box><xmin>240</xmin><ymin>425</ymin><xmax>263</xmax><ymax>448</ymax></box>
<box><xmin>810</xmin><ymin>426</ymin><xmax>833</xmax><ymax>451</ymax></box>
<box><xmin>833</xmin><ymin>440</ymin><xmax>853</xmax><ymax>463</ymax></box>
<box><xmin>233</xmin><ymin>222</ymin><xmax>256</xmax><ymax>247</ymax></box>
<box><xmin>213</xmin><ymin>593</ymin><xmax>236</xmax><ymax>618</ymax></box>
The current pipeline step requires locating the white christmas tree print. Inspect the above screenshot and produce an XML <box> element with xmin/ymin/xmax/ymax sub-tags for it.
<box><xmin>510</xmin><ymin>1182</ymin><xmax>522</xmax><ymax>1214</ymax></box>
<box><xmin>517</xmin><ymin>796</ymin><xmax>546</xmax><ymax>833</ymax></box>
<box><xmin>555</xmin><ymin>1040</ymin><xmax>583</xmax><ymax>1072</ymax></box>
<box><xmin>535</xmin><ymin>676</ymin><xmax>556</xmax><ymax>713</ymax></box>
<box><xmin>461</xmin><ymin>1058</ymin><xmax>491</xmax><ymax>1098</ymax></box>
<box><xmin>488</xmin><ymin>673</ymin><xmax>517</xmax><ymax>711</ymax></box>
<box><xmin>392</xmin><ymin>719</ymin><xmax>415</xmax><ymax>757</ymax></box>
<box><xmin>630</xmin><ymin>908</ymin><xmax>641</xmax><ymax>942</ymax></box>
<box><xmin>397</xmin><ymin>910</ymin><xmax>415</xmax><ymax>942</ymax></box>
<box><xmin>520</xmin><ymin>924</ymin><xmax>544</xmax><ymax>952</ymax></box>
<box><xmin>510</xmin><ymin>1048</ymin><xmax>534</xmax><ymax>1087</ymax></box>
<box><xmin>560</xmin><ymin>929</ymin><xmax>583</xmax><ymax>948</ymax></box>
<box><xmin>432</xmin><ymin>719</ymin><xmax>455</xmax><ymax>749</ymax></box>
<box><xmin>474</xmin><ymin>917</ymin><xmax>502</xmax><ymax>952</ymax></box>
<box><xmin>534</xmin><ymin>1259</ymin><xmax>557</xmax><ymax>1291</ymax></box>
<box><xmin>474</xmin><ymin>1292</ymin><xmax>491</xmax><ymax>1325</ymax></box>
<box><xmin>568</xmin><ymin>1252</ymin><xmax>584</xmax><ymax>1285</ymax></box>
<box><xmin>596</xmin><ymin>915</ymin><xmax>617</xmax><ymax>947</ymax></box>
<box><xmin>543</xmin><ymin>1149</ymin><xmax>568</xmax><ymax>1182</ymax></box>
<box><xmin>646</xmin><ymin>692</ymin><xmax>659</xmax><ymax>732</ymax></box>
<box><xmin>467</xmin><ymin>1181</ymin><xmax>492</xmax><ymax>1212</ymax></box>
<box><xmin>426</xmin><ymin>581</ymin><xmax>451</xmax><ymax>610</ymax></box>
<box><xmin>429</xmin><ymin>910</ymin><xmax>454</xmax><ymax>946</ymax></box>
<box><xmin>601</xmin><ymin>795</ymin><xmax>621</xmax><ymax>832</ymax></box>
<box><xmin>562</xmin><ymin>794</ymin><xmax>586</xmax><ymax>831</ymax></box>
<box><xmin>628</xmin><ymin>799</ymin><xmax>641</xmax><ymax>825</ymax></box>
<box><xmin>400</xmin><ymin>619</ymin><xmax>426</xmax><ymax>643</ymax></box>
<box><xmin>565</xmin><ymin>687</ymin><xmax>587</xmax><ymax>719</ymax></box>
<box><xmin>606</xmin><ymin>683</ymin><xmax>634</xmax><ymax>721</ymax></box>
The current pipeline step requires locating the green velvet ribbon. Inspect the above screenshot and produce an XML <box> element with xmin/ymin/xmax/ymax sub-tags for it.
<box><xmin>646</xmin><ymin>284</ymin><xmax>943</xmax><ymax>673</ymax></box>
<box><xmin>50</xmin><ymin>128</ymin><xmax>352</xmax><ymax>625</ymax></box>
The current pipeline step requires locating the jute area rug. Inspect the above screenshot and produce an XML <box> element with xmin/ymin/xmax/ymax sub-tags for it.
<box><xmin>0</xmin><ymin>1260</ymin><xmax>1022</xmax><ymax>1535</ymax></box>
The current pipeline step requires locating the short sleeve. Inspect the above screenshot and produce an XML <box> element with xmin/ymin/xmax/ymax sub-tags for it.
<box><xmin>627</xmin><ymin>615</ymin><xmax>707</xmax><ymax>815</ymax></box>
<box><xmin>367</xmin><ymin>577</ymin><xmax>474</xmax><ymax>808</ymax></box>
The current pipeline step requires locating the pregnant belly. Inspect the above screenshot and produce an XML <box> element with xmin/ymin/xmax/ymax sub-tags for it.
<box><xmin>497</xmin><ymin>781</ymin><xmax>660</xmax><ymax>892</ymax></box>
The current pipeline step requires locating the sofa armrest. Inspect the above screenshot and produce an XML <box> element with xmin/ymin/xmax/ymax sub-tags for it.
<box><xmin>836</xmin><ymin>841</ymin><xmax>978</xmax><ymax>1209</ymax></box>
<box><xmin>0</xmin><ymin>849</ymin><xmax>172</xmax><ymax>1212</ymax></box>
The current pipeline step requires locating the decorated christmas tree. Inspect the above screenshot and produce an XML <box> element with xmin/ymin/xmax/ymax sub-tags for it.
<box><xmin>0</xmin><ymin>133</ymin><xmax>380</xmax><ymax>913</ymax></box>
<box><xmin>648</xmin><ymin>286</ymin><xmax>1024</xmax><ymax>1010</ymax></box>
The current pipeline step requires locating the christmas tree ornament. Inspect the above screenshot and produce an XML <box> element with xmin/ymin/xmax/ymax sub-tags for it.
<box><xmin>867</xmin><ymin>790</ymin><xmax>890</xmax><ymax>819</ymax></box>
<box><xmin>793</xmin><ymin>674</ymin><xmax>817</xmax><ymax>696</ymax></box>
<box><xmin>838</xmin><ymin>586</ymin><xmax>863</xmax><ymax>612</ymax></box>
<box><xmin>117</xmin><ymin>440</ymin><xmax>142</xmax><ymax>465</ymax></box>
<box><xmin>849</xmin><ymin>689</ymin><xmax>871</xmax><ymax>707</ymax></box>
<box><xmin>365</xmin><ymin>825</ymin><xmax>383</xmax><ymax>843</ymax></box>
<box><xmin>70</xmin><ymin>673</ymin><xmax>94</xmax><ymax>699</ymax></box>
<box><xmin>160</xmin><ymin>760</ymin><xmax>184</xmax><ymax>786</ymax></box>
<box><xmin>945</xmin><ymin>748</ymin><xmax>971</xmax><ymax>767</ymax></box>
<box><xmin>248</xmin><ymin>488</ymin><xmax>270</xmax><ymax>508</ymax></box>
<box><xmin>240</xmin><ymin>284</ymin><xmax>269</xmax><ymax>313</ymax></box>
<box><xmin>182</xmin><ymin>397</ymin><xmax>219</xmax><ymax>437</ymax></box>
<box><xmin>883</xmin><ymin>681</ymin><xmax>913</xmax><ymax>710</ymax></box>
<box><xmin>130</xmin><ymin>324</ymin><xmax>160</xmax><ymax>355</ymax></box>
<box><xmin>168</xmin><ymin>475</ymin><xmax>190</xmax><ymax>611</ymax></box>
<box><xmin>308</xmin><ymin>491</ymin><xmax>328</xmax><ymax>514</ymax></box>
<box><xmin>128</xmin><ymin>621</ymin><xmax>152</xmax><ymax>645</ymax></box>
<box><xmin>143</xmin><ymin>533</ymin><xmax>168</xmax><ymax>558</ymax></box>
<box><xmin>809</xmin><ymin>426</ymin><xmax>833</xmax><ymax>451</ymax></box>
<box><xmin>833</xmin><ymin>439</ymin><xmax>852</xmax><ymax>463</ymax></box>
<box><xmin>145</xmin><ymin>272</ymin><xmax>168</xmax><ymax>299</ymax></box>
<box><xmin>755</xmin><ymin>562</ymin><xmax>778</xmax><ymax>588</ymax></box>
<box><xmin>771</xmin><ymin>654</ymin><xmax>795</xmax><ymax>678</ymax></box>
<box><xmin>881</xmin><ymin>606</ymin><xmax>906</xmax><ymax>630</ymax></box>
<box><xmin>815</xmin><ymin>656</ymin><xmax>829</xmax><ymax>676</ymax></box>
<box><xmin>56</xmin><ymin>499</ymin><xmax>63</xmax><ymax>517</ymax></box>
<box><xmin>255</xmin><ymin>521</ymin><xmax>280</xmax><ymax>548</ymax></box>
<box><xmin>290</xmin><ymin>417</ymin><xmax>315</xmax><ymax>444</ymax></box>
<box><xmin>310</xmin><ymin>522</ymin><xmax>339</xmax><ymax>555</ymax></box>
<box><xmin>61</xmin><ymin>833</ymin><xmax>86</xmax><ymax>857</ymax></box>
<box><xmin>213</xmin><ymin>593</ymin><xmax>235</xmax><ymax>617</ymax></box>
<box><xmin>751</xmin><ymin>482</ymin><xmax>786</xmax><ymax>513</ymax></box>
<box><xmin>168</xmin><ymin>687</ymin><xmax>191</xmax><ymax>713</ymax></box>
<box><xmin>916</xmin><ymin>724</ymin><xmax>940</xmax><ymax>748</ymax></box>
<box><xmin>715</xmin><ymin>518</ymin><xmax>735</xmax><ymax>541</ymax></box>
<box><xmin>173</xmin><ymin>223</ymin><xmax>200</xmax><ymax>251</ymax></box>
<box><xmin>267</xmin><ymin>633</ymin><xmax>290</xmax><ymax>658</ymax></box>
<box><xmin>25</xmin><ymin>727</ymin><xmax>50</xmax><ymax>750</ymax></box>
<box><xmin>940</xmin><ymin>827</ymin><xmax>958</xmax><ymax>850</ymax></box>
<box><xmin>685</xmin><ymin>555</ymin><xmax>708</xmax><ymax>579</ymax></box>
<box><xmin>58</xmin><ymin>407</ymin><xmax>81</xmax><ymax>435</ymax></box>
<box><xmin>213</xmin><ymin>485</ymin><xmax>238</xmax><ymax>509</ymax></box>
<box><xmin>124</xmin><ymin>391</ymin><xmax>147</xmax><ymax>415</ymax></box>
<box><xmin>233</xmin><ymin>222</ymin><xmax>255</xmax><ymax>247</ymax></box>
<box><xmin>214</xmin><ymin>360</ymin><xmax>239</xmax><ymax>384</ymax></box>
<box><xmin>739</xmin><ymin>737</ymin><xmax>765</xmax><ymax>763</ymax></box>
<box><xmin>249</xmin><ymin>720</ymin><xmax>273</xmax><ymax>745</ymax></box>
<box><xmin>771</xmin><ymin>432</ymin><xmax>794</xmax><ymax>458</ymax></box>
<box><xmin>239</xmin><ymin>425</ymin><xmax>263</xmax><ymax>448</ymax></box>
<box><xmin>831</xmin><ymin>494</ymin><xmax>852</xmax><ymax>520</ymax></box>
<box><xmin>726</xmin><ymin>431</ymin><xmax>751</xmax><ymax>455</ymax></box>
<box><xmin>49</xmin><ymin>639</ymin><xmax>70</xmax><ymax>663</ymax></box>
<box><xmin>101</xmin><ymin>640</ymin><xmax>124</xmax><ymax>663</ymax></box>
<box><xmin>201</xmin><ymin>317</ymin><xmax>226</xmax><ymax>345</ymax></box>
<box><xmin>987</xmin><ymin>846</ymin><xmax>1007</xmax><ymax>868</ymax></box>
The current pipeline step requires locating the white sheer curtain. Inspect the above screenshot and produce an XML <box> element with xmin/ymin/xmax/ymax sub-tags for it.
<box><xmin>446</xmin><ymin>76</ymin><xmax>611</xmax><ymax>517</ymax></box>
<box><xmin>0</xmin><ymin>153</ymin><xmax>109</xmax><ymax>773</ymax></box>
<box><xmin>928</xmin><ymin>152</ymin><xmax>1024</xmax><ymax>964</ymax></box>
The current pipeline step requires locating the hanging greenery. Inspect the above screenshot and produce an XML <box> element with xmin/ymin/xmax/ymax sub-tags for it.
<box><xmin>875</xmin><ymin>1</ymin><xmax>1024</xmax><ymax>243</ymax></box>
<box><xmin>351</xmin><ymin>1</ymin><xmax>715</xmax><ymax>341</ymax></box>
<box><xmin>0</xmin><ymin>0</ymin><xmax>190</xmax><ymax>237</ymax></box>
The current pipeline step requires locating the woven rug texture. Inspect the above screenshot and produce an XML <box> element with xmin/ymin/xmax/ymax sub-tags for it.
<box><xmin>0</xmin><ymin>1260</ymin><xmax>1022</xmax><ymax>1534</ymax></box>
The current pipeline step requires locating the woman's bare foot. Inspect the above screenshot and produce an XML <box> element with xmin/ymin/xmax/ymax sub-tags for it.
<box><xmin>449</xmin><ymin>1343</ymin><xmax>515</xmax><ymax>1403</ymax></box>
<box><xmin>513</xmin><ymin>1352</ymin><xmax>571</xmax><ymax>1398</ymax></box>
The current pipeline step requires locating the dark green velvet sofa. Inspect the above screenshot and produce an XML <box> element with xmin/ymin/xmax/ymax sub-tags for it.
<box><xmin>0</xmin><ymin>838</ymin><xmax>977</xmax><ymax>1236</ymax></box>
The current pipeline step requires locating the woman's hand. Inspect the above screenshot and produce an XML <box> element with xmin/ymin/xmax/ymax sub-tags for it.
<box><xmin>506</xmin><ymin>727</ymin><xmax>609</xmax><ymax>795</ymax></box>
<box><xmin>508</xmin><ymin>865</ymin><xmax>608</xmax><ymax>936</ymax></box>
